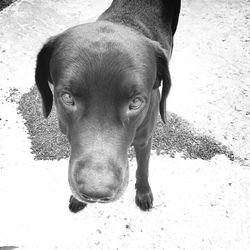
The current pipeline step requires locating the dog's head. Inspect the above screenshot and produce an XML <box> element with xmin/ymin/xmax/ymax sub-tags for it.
<box><xmin>35</xmin><ymin>22</ymin><xmax>171</xmax><ymax>203</ymax></box>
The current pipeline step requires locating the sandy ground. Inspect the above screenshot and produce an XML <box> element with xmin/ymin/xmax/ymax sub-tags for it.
<box><xmin>0</xmin><ymin>0</ymin><xmax>250</xmax><ymax>249</ymax></box>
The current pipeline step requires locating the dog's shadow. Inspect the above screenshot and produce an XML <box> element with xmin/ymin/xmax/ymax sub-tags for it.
<box><xmin>18</xmin><ymin>87</ymin><xmax>235</xmax><ymax>161</ymax></box>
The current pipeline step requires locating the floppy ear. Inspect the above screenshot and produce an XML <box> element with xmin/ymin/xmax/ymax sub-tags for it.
<box><xmin>152</xmin><ymin>43</ymin><xmax>172</xmax><ymax>124</ymax></box>
<box><xmin>35</xmin><ymin>38</ymin><xmax>55</xmax><ymax>118</ymax></box>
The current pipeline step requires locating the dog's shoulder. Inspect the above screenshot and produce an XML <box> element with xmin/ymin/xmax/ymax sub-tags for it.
<box><xmin>98</xmin><ymin>0</ymin><xmax>181</xmax><ymax>40</ymax></box>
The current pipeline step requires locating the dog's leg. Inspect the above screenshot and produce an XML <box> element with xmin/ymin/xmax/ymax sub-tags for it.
<box><xmin>69</xmin><ymin>195</ymin><xmax>87</xmax><ymax>213</ymax></box>
<box><xmin>134</xmin><ymin>137</ymin><xmax>153</xmax><ymax>210</ymax></box>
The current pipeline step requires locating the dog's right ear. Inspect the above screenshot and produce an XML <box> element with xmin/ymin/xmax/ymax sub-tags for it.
<box><xmin>149</xmin><ymin>40</ymin><xmax>172</xmax><ymax>124</ymax></box>
<box><xmin>35</xmin><ymin>38</ymin><xmax>55</xmax><ymax>118</ymax></box>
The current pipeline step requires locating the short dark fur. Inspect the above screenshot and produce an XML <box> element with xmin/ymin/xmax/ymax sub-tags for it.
<box><xmin>35</xmin><ymin>0</ymin><xmax>181</xmax><ymax>212</ymax></box>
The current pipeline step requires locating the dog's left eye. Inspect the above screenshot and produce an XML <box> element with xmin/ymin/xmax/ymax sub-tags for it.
<box><xmin>129</xmin><ymin>97</ymin><xmax>143</xmax><ymax>110</ymax></box>
<box><xmin>61</xmin><ymin>93</ymin><xmax>74</xmax><ymax>106</ymax></box>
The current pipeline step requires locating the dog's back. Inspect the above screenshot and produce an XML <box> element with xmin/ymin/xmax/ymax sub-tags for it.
<box><xmin>99</xmin><ymin>0</ymin><xmax>181</xmax><ymax>49</ymax></box>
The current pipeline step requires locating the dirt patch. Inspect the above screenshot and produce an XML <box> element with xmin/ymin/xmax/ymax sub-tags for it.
<box><xmin>18</xmin><ymin>86</ymin><xmax>235</xmax><ymax>161</ymax></box>
<box><xmin>154</xmin><ymin>113</ymin><xmax>235</xmax><ymax>160</ymax></box>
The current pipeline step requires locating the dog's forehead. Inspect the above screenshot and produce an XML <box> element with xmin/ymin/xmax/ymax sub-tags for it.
<box><xmin>53</xmin><ymin>22</ymin><xmax>157</xmax><ymax>67</ymax></box>
<box><xmin>57</xmin><ymin>21</ymin><xmax>147</xmax><ymax>51</ymax></box>
<box><xmin>51</xmin><ymin>22</ymin><xmax>156</xmax><ymax>95</ymax></box>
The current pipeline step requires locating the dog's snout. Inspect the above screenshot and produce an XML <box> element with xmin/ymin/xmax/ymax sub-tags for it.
<box><xmin>74</xmin><ymin>161</ymin><xmax>120</xmax><ymax>202</ymax></box>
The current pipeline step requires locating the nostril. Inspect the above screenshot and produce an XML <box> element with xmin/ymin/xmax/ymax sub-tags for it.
<box><xmin>100</xmin><ymin>197</ymin><xmax>111</xmax><ymax>202</ymax></box>
<box><xmin>80</xmin><ymin>193</ymin><xmax>90</xmax><ymax>200</ymax></box>
<box><xmin>79</xmin><ymin>192</ymin><xmax>112</xmax><ymax>203</ymax></box>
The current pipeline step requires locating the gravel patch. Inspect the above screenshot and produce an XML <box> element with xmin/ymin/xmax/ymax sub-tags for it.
<box><xmin>18</xmin><ymin>86</ymin><xmax>235</xmax><ymax>161</ymax></box>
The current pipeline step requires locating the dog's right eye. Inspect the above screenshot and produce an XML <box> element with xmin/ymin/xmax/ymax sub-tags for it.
<box><xmin>61</xmin><ymin>93</ymin><xmax>74</xmax><ymax>106</ymax></box>
<box><xmin>129</xmin><ymin>97</ymin><xmax>143</xmax><ymax>110</ymax></box>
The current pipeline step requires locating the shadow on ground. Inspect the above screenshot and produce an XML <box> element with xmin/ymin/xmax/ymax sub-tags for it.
<box><xmin>0</xmin><ymin>246</ymin><xmax>18</xmax><ymax>250</ymax></box>
<box><xmin>18</xmin><ymin>86</ymin><xmax>235</xmax><ymax>161</ymax></box>
<box><xmin>0</xmin><ymin>0</ymin><xmax>17</xmax><ymax>11</ymax></box>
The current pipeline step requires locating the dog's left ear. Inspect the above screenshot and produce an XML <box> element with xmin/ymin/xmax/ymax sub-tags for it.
<box><xmin>151</xmin><ymin>42</ymin><xmax>172</xmax><ymax>124</ymax></box>
<box><xmin>35</xmin><ymin>37</ymin><xmax>56</xmax><ymax>118</ymax></box>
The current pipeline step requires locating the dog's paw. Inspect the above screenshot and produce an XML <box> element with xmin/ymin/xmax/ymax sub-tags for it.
<box><xmin>135</xmin><ymin>188</ymin><xmax>153</xmax><ymax>211</ymax></box>
<box><xmin>69</xmin><ymin>195</ymin><xmax>87</xmax><ymax>213</ymax></box>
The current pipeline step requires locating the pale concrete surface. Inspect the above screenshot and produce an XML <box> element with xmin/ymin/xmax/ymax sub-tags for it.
<box><xmin>0</xmin><ymin>0</ymin><xmax>250</xmax><ymax>249</ymax></box>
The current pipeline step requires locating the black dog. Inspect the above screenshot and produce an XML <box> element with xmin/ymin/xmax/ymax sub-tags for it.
<box><xmin>35</xmin><ymin>0</ymin><xmax>181</xmax><ymax>212</ymax></box>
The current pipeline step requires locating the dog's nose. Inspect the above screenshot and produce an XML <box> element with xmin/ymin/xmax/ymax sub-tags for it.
<box><xmin>75</xmin><ymin>163</ymin><xmax>120</xmax><ymax>202</ymax></box>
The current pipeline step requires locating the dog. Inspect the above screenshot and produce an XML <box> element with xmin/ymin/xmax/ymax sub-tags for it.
<box><xmin>35</xmin><ymin>0</ymin><xmax>181</xmax><ymax>212</ymax></box>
